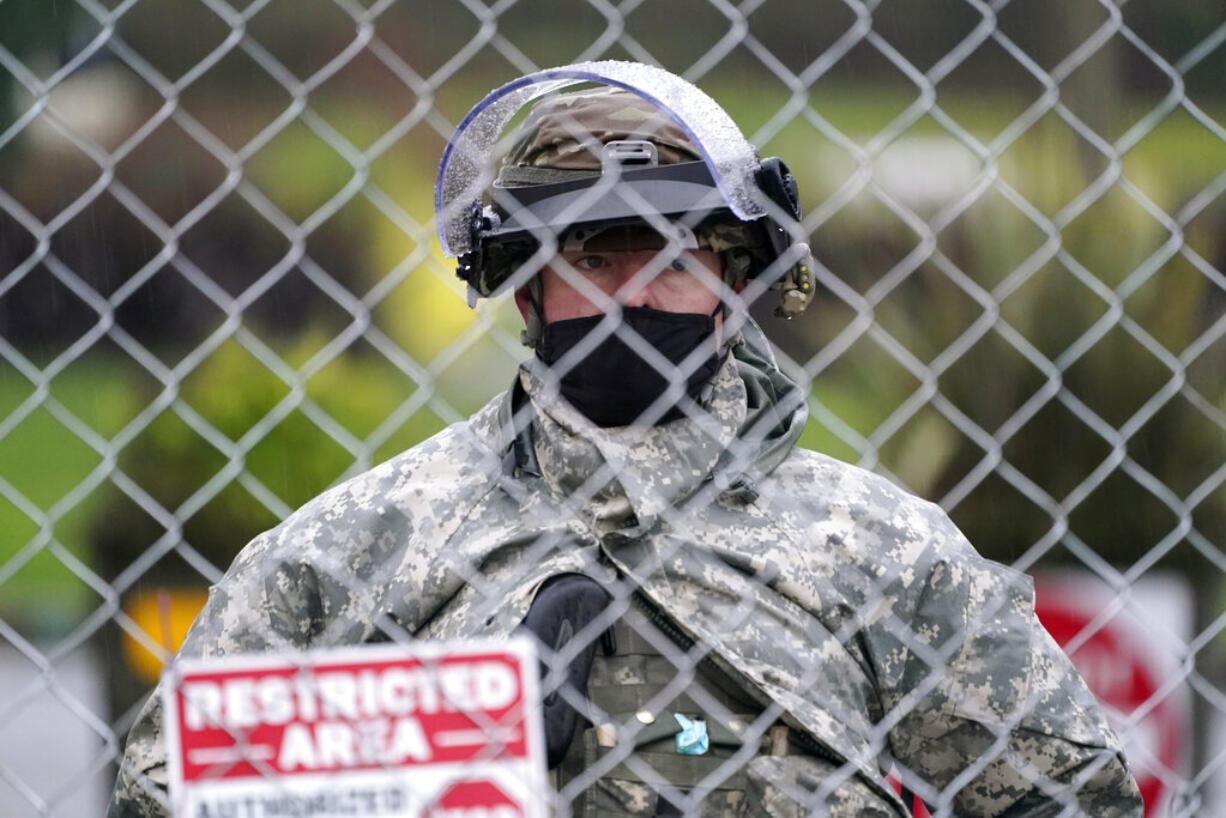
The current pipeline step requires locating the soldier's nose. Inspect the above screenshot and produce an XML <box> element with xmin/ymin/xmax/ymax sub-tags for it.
<box><xmin>615</xmin><ymin>260</ymin><xmax>655</xmax><ymax>308</ymax></box>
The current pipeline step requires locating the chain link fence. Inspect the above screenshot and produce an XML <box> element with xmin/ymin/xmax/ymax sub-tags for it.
<box><xmin>1</xmin><ymin>0</ymin><xmax>1224</xmax><ymax>815</ymax></box>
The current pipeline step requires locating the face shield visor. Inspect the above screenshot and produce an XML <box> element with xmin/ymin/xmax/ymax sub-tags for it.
<box><xmin>435</xmin><ymin>61</ymin><xmax>766</xmax><ymax>259</ymax></box>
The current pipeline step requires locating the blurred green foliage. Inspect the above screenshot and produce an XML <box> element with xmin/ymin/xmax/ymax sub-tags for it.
<box><xmin>0</xmin><ymin>336</ymin><xmax>456</xmax><ymax>629</ymax></box>
<box><xmin>1</xmin><ymin>0</ymin><xmax>1225</xmax><ymax>642</ymax></box>
<box><xmin>796</xmin><ymin>106</ymin><xmax>1226</xmax><ymax>566</ymax></box>
<box><xmin>0</xmin><ymin>357</ymin><xmax>139</xmax><ymax>635</ymax></box>
<box><xmin>110</xmin><ymin>333</ymin><xmax>452</xmax><ymax>575</ymax></box>
<box><xmin>3</xmin><ymin>81</ymin><xmax>1223</xmax><ymax>635</ymax></box>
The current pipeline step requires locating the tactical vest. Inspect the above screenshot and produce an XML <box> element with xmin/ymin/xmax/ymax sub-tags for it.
<box><xmin>554</xmin><ymin>597</ymin><xmax>775</xmax><ymax>818</ymax></box>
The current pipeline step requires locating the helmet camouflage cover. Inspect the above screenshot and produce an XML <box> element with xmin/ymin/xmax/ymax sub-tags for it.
<box><xmin>496</xmin><ymin>89</ymin><xmax>704</xmax><ymax>182</ymax></box>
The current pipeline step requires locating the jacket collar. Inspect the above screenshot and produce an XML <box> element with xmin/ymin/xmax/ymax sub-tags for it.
<box><xmin>495</xmin><ymin>317</ymin><xmax>809</xmax><ymax>534</ymax></box>
<box><xmin>523</xmin><ymin>349</ymin><xmax>745</xmax><ymax>533</ymax></box>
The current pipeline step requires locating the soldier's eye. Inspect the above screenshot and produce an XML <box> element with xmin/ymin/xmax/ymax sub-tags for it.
<box><xmin>575</xmin><ymin>255</ymin><xmax>607</xmax><ymax>271</ymax></box>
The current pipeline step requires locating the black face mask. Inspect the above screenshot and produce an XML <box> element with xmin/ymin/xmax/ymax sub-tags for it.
<box><xmin>537</xmin><ymin>306</ymin><xmax>722</xmax><ymax>428</ymax></box>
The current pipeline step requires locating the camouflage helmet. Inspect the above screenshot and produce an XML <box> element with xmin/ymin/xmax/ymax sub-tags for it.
<box><xmin>448</xmin><ymin>82</ymin><xmax>816</xmax><ymax>343</ymax></box>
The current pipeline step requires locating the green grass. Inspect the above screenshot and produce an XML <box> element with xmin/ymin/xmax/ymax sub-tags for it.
<box><xmin>0</xmin><ymin>356</ymin><xmax>140</xmax><ymax>630</ymax></box>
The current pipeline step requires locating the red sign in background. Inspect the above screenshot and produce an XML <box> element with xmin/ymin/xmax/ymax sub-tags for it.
<box><xmin>890</xmin><ymin>580</ymin><xmax>1185</xmax><ymax>817</ymax></box>
<box><xmin>1039</xmin><ymin>581</ymin><xmax>1181</xmax><ymax>818</ymax></box>
<box><xmin>1035</xmin><ymin>584</ymin><xmax>1184</xmax><ymax>817</ymax></box>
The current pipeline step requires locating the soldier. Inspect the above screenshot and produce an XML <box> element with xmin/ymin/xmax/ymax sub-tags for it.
<box><xmin>109</xmin><ymin>62</ymin><xmax>1143</xmax><ymax>817</ymax></box>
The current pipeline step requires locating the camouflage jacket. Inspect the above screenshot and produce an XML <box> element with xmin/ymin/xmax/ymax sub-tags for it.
<box><xmin>109</xmin><ymin>320</ymin><xmax>1142</xmax><ymax>817</ymax></box>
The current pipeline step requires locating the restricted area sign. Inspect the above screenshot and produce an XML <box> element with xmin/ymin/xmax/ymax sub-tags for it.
<box><xmin>162</xmin><ymin>639</ymin><xmax>547</xmax><ymax>818</ymax></box>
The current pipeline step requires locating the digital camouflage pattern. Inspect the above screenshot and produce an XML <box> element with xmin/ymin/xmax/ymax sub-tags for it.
<box><xmin>108</xmin><ymin>317</ymin><xmax>1142</xmax><ymax>817</ymax></box>
<box><xmin>496</xmin><ymin>88</ymin><xmax>702</xmax><ymax>185</ymax></box>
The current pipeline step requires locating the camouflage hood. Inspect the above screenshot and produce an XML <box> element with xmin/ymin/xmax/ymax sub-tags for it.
<box><xmin>501</xmin><ymin>315</ymin><xmax>806</xmax><ymax>534</ymax></box>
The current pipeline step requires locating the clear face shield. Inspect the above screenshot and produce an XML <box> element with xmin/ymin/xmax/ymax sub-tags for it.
<box><xmin>434</xmin><ymin>61</ymin><xmax>769</xmax><ymax>262</ymax></box>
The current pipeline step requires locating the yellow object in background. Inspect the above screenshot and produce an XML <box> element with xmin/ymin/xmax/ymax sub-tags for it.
<box><xmin>121</xmin><ymin>588</ymin><xmax>209</xmax><ymax>684</ymax></box>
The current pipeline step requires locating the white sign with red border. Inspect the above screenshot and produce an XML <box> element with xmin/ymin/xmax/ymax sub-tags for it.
<box><xmin>162</xmin><ymin>638</ymin><xmax>547</xmax><ymax>818</ymax></box>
